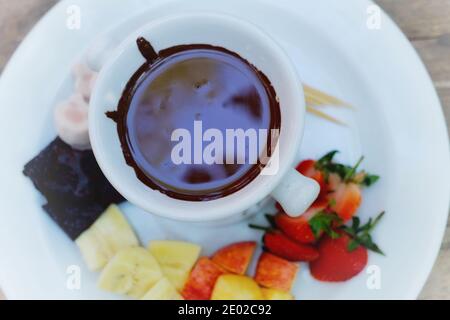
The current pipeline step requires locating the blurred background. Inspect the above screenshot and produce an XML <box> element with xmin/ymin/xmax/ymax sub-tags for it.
<box><xmin>0</xmin><ymin>0</ymin><xmax>449</xmax><ymax>300</ymax></box>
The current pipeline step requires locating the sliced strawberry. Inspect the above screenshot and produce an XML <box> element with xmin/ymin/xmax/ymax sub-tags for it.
<box><xmin>328</xmin><ymin>183</ymin><xmax>362</xmax><ymax>222</ymax></box>
<box><xmin>263</xmin><ymin>231</ymin><xmax>319</xmax><ymax>262</ymax></box>
<box><xmin>211</xmin><ymin>241</ymin><xmax>256</xmax><ymax>275</ymax></box>
<box><xmin>310</xmin><ymin>233</ymin><xmax>367</xmax><ymax>282</ymax></box>
<box><xmin>327</xmin><ymin>173</ymin><xmax>341</xmax><ymax>192</ymax></box>
<box><xmin>274</xmin><ymin>204</ymin><xmax>326</xmax><ymax>244</ymax></box>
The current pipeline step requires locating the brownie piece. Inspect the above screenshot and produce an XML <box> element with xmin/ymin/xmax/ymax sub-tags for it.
<box><xmin>23</xmin><ymin>138</ymin><xmax>125</xmax><ymax>240</ymax></box>
<box><xmin>42</xmin><ymin>201</ymin><xmax>106</xmax><ymax>240</ymax></box>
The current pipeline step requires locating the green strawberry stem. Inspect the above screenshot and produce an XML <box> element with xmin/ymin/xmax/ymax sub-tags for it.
<box><xmin>341</xmin><ymin>211</ymin><xmax>385</xmax><ymax>255</ymax></box>
<box><xmin>344</xmin><ymin>156</ymin><xmax>364</xmax><ymax>182</ymax></box>
<box><xmin>248</xmin><ymin>224</ymin><xmax>271</xmax><ymax>232</ymax></box>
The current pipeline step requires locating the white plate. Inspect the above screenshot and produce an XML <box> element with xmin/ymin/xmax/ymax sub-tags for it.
<box><xmin>0</xmin><ymin>0</ymin><xmax>449</xmax><ymax>300</ymax></box>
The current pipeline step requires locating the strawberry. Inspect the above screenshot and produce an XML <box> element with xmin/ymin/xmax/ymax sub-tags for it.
<box><xmin>274</xmin><ymin>204</ymin><xmax>326</xmax><ymax>244</ymax></box>
<box><xmin>310</xmin><ymin>233</ymin><xmax>368</xmax><ymax>282</ymax></box>
<box><xmin>314</xmin><ymin>151</ymin><xmax>379</xmax><ymax>189</ymax></box>
<box><xmin>296</xmin><ymin>160</ymin><xmax>326</xmax><ymax>191</ymax></box>
<box><xmin>296</xmin><ymin>159</ymin><xmax>330</xmax><ymax>205</ymax></box>
<box><xmin>263</xmin><ymin>231</ymin><xmax>319</xmax><ymax>262</ymax></box>
<box><xmin>327</xmin><ymin>182</ymin><xmax>362</xmax><ymax>222</ymax></box>
<box><xmin>310</xmin><ymin>212</ymin><xmax>384</xmax><ymax>282</ymax></box>
<box><xmin>314</xmin><ymin>152</ymin><xmax>379</xmax><ymax>222</ymax></box>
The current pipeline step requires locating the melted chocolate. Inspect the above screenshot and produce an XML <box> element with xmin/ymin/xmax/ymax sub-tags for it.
<box><xmin>108</xmin><ymin>37</ymin><xmax>281</xmax><ymax>201</ymax></box>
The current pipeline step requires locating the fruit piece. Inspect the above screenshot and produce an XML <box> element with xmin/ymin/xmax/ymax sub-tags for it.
<box><xmin>211</xmin><ymin>275</ymin><xmax>264</xmax><ymax>300</ymax></box>
<box><xmin>72</xmin><ymin>62</ymin><xmax>98</xmax><ymax>102</ymax></box>
<box><xmin>310</xmin><ymin>233</ymin><xmax>367</xmax><ymax>282</ymax></box>
<box><xmin>327</xmin><ymin>173</ymin><xmax>341</xmax><ymax>192</ymax></box>
<box><xmin>296</xmin><ymin>159</ymin><xmax>326</xmax><ymax>192</ymax></box>
<box><xmin>182</xmin><ymin>257</ymin><xmax>225</xmax><ymax>300</ymax></box>
<box><xmin>54</xmin><ymin>93</ymin><xmax>90</xmax><ymax>150</ymax></box>
<box><xmin>254</xmin><ymin>252</ymin><xmax>298</xmax><ymax>292</ymax></box>
<box><xmin>310</xmin><ymin>212</ymin><xmax>384</xmax><ymax>282</ymax></box>
<box><xmin>148</xmin><ymin>240</ymin><xmax>201</xmax><ymax>290</ymax></box>
<box><xmin>211</xmin><ymin>241</ymin><xmax>256</xmax><ymax>274</ymax></box>
<box><xmin>75</xmin><ymin>204</ymin><xmax>139</xmax><ymax>271</ymax></box>
<box><xmin>296</xmin><ymin>159</ymin><xmax>332</xmax><ymax>207</ymax></box>
<box><xmin>328</xmin><ymin>183</ymin><xmax>362</xmax><ymax>222</ymax></box>
<box><xmin>313</xmin><ymin>151</ymin><xmax>379</xmax><ymax>188</ymax></box>
<box><xmin>262</xmin><ymin>288</ymin><xmax>294</xmax><ymax>300</ymax></box>
<box><xmin>98</xmin><ymin>247</ymin><xmax>163</xmax><ymax>298</ymax></box>
<box><xmin>263</xmin><ymin>232</ymin><xmax>319</xmax><ymax>262</ymax></box>
<box><xmin>141</xmin><ymin>277</ymin><xmax>183</xmax><ymax>300</ymax></box>
<box><xmin>23</xmin><ymin>138</ymin><xmax>125</xmax><ymax>240</ymax></box>
<box><xmin>274</xmin><ymin>204</ymin><xmax>325</xmax><ymax>244</ymax></box>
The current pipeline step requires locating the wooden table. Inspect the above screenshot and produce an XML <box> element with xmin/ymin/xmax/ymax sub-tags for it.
<box><xmin>0</xmin><ymin>0</ymin><xmax>449</xmax><ymax>300</ymax></box>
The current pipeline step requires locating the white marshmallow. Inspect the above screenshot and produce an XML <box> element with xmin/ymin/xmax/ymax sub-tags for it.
<box><xmin>54</xmin><ymin>93</ymin><xmax>90</xmax><ymax>150</ymax></box>
<box><xmin>73</xmin><ymin>62</ymin><xmax>98</xmax><ymax>102</ymax></box>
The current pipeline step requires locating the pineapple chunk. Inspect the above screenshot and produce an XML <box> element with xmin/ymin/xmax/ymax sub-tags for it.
<box><xmin>75</xmin><ymin>205</ymin><xmax>139</xmax><ymax>271</ymax></box>
<box><xmin>262</xmin><ymin>288</ymin><xmax>294</xmax><ymax>300</ymax></box>
<box><xmin>211</xmin><ymin>275</ymin><xmax>264</xmax><ymax>300</ymax></box>
<box><xmin>141</xmin><ymin>277</ymin><xmax>183</xmax><ymax>300</ymax></box>
<box><xmin>98</xmin><ymin>247</ymin><xmax>163</xmax><ymax>299</ymax></box>
<box><xmin>148</xmin><ymin>240</ymin><xmax>201</xmax><ymax>290</ymax></box>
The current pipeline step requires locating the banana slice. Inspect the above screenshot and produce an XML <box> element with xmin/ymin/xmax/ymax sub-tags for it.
<box><xmin>141</xmin><ymin>277</ymin><xmax>183</xmax><ymax>300</ymax></box>
<box><xmin>54</xmin><ymin>93</ymin><xmax>90</xmax><ymax>150</ymax></box>
<box><xmin>76</xmin><ymin>205</ymin><xmax>139</xmax><ymax>271</ymax></box>
<box><xmin>98</xmin><ymin>247</ymin><xmax>163</xmax><ymax>299</ymax></box>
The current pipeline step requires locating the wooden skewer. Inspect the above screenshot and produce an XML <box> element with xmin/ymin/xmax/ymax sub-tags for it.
<box><xmin>303</xmin><ymin>84</ymin><xmax>354</xmax><ymax>109</ymax></box>
<box><xmin>305</xmin><ymin>94</ymin><xmax>327</xmax><ymax>108</ymax></box>
<box><xmin>306</xmin><ymin>106</ymin><xmax>347</xmax><ymax>127</ymax></box>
